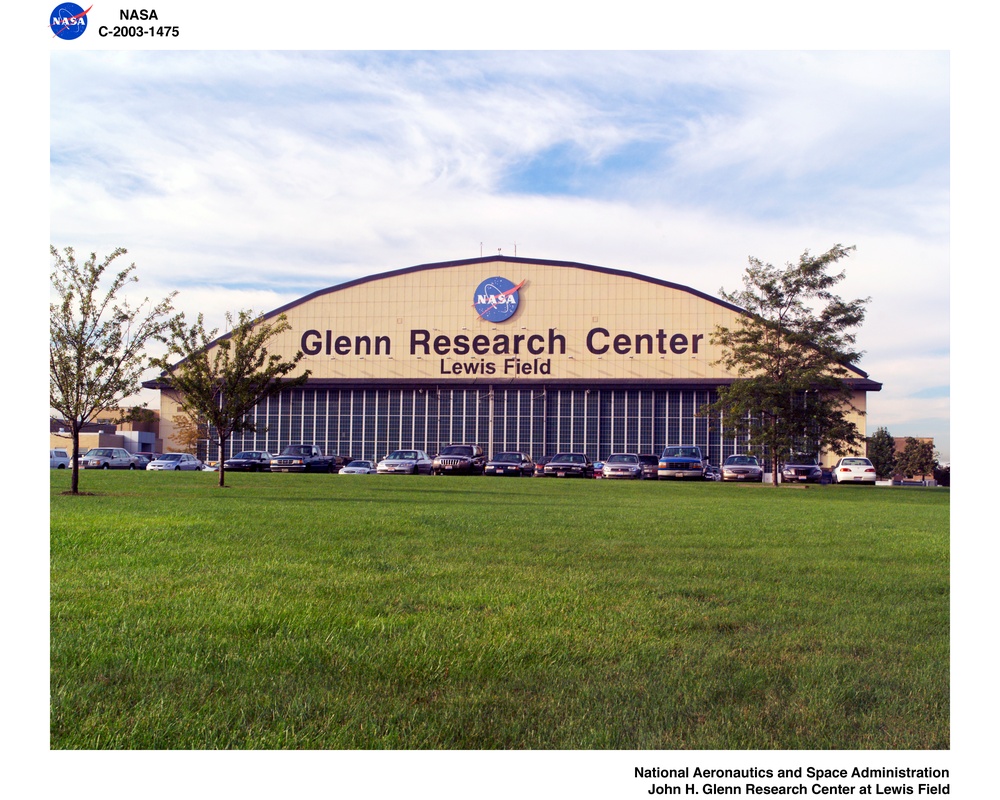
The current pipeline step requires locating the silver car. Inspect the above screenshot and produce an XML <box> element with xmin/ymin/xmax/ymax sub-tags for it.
<box><xmin>602</xmin><ymin>453</ymin><xmax>644</xmax><ymax>479</ymax></box>
<box><xmin>146</xmin><ymin>453</ymin><xmax>203</xmax><ymax>471</ymax></box>
<box><xmin>721</xmin><ymin>454</ymin><xmax>763</xmax><ymax>482</ymax></box>
<box><xmin>377</xmin><ymin>450</ymin><xmax>433</xmax><ymax>475</ymax></box>
<box><xmin>81</xmin><ymin>447</ymin><xmax>140</xmax><ymax>470</ymax></box>
<box><xmin>340</xmin><ymin>460</ymin><xmax>378</xmax><ymax>474</ymax></box>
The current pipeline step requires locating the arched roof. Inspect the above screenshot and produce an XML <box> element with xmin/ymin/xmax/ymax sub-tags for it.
<box><xmin>146</xmin><ymin>255</ymin><xmax>878</xmax><ymax>389</ymax></box>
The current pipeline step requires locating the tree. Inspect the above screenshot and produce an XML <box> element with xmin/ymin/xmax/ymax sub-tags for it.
<box><xmin>115</xmin><ymin>405</ymin><xmax>157</xmax><ymax>425</ymax></box>
<box><xmin>701</xmin><ymin>245</ymin><xmax>871</xmax><ymax>485</ymax></box>
<box><xmin>151</xmin><ymin>310</ymin><xmax>310</xmax><ymax>487</ymax></box>
<box><xmin>866</xmin><ymin>426</ymin><xmax>897</xmax><ymax>480</ymax></box>
<box><xmin>894</xmin><ymin>437</ymin><xmax>937</xmax><ymax>480</ymax></box>
<box><xmin>50</xmin><ymin>245</ymin><xmax>178</xmax><ymax>494</ymax></box>
<box><xmin>171</xmin><ymin>410</ymin><xmax>209</xmax><ymax>456</ymax></box>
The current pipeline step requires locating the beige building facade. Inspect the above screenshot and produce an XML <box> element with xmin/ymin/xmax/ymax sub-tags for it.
<box><xmin>50</xmin><ymin>412</ymin><xmax>163</xmax><ymax>458</ymax></box>
<box><xmin>152</xmin><ymin>256</ymin><xmax>880</xmax><ymax>466</ymax></box>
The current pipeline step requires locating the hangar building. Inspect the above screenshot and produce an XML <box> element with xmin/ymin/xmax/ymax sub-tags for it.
<box><xmin>150</xmin><ymin>256</ymin><xmax>881</xmax><ymax>467</ymax></box>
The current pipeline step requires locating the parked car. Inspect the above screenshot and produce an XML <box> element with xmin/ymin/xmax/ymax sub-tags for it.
<box><xmin>50</xmin><ymin>448</ymin><xmax>70</xmax><ymax>469</ymax></box>
<box><xmin>81</xmin><ymin>447</ymin><xmax>141</xmax><ymax>470</ymax></box>
<box><xmin>533</xmin><ymin>455</ymin><xmax>553</xmax><ymax>477</ymax></box>
<box><xmin>638</xmin><ymin>454</ymin><xmax>660</xmax><ymax>480</ymax></box>
<box><xmin>780</xmin><ymin>453</ymin><xmax>823</xmax><ymax>484</ymax></box>
<box><xmin>484</xmin><ymin>452</ymin><xmax>535</xmax><ymax>477</ymax></box>
<box><xmin>602</xmin><ymin>453</ymin><xmax>644</xmax><ymax>479</ymax></box>
<box><xmin>721</xmin><ymin>454</ymin><xmax>764</xmax><ymax>482</ymax></box>
<box><xmin>132</xmin><ymin>453</ymin><xmax>153</xmax><ymax>468</ymax></box>
<box><xmin>543</xmin><ymin>453</ymin><xmax>595</xmax><ymax>478</ymax></box>
<box><xmin>658</xmin><ymin>446</ymin><xmax>705</xmax><ymax>480</ymax></box>
<box><xmin>270</xmin><ymin>444</ymin><xmax>340</xmax><ymax>473</ymax></box>
<box><xmin>377</xmin><ymin>449</ymin><xmax>433</xmax><ymax>475</ymax></box>
<box><xmin>146</xmin><ymin>453</ymin><xmax>203</xmax><ymax>471</ymax></box>
<box><xmin>431</xmin><ymin>444</ymin><xmax>487</xmax><ymax>475</ymax></box>
<box><xmin>223</xmin><ymin>451</ymin><xmax>273</xmax><ymax>472</ymax></box>
<box><xmin>832</xmin><ymin>456</ymin><xmax>877</xmax><ymax>485</ymax></box>
<box><xmin>703</xmin><ymin>463</ymin><xmax>722</xmax><ymax>481</ymax></box>
<box><xmin>340</xmin><ymin>459</ymin><xmax>378</xmax><ymax>474</ymax></box>
<box><xmin>592</xmin><ymin>460</ymin><xmax>604</xmax><ymax>477</ymax></box>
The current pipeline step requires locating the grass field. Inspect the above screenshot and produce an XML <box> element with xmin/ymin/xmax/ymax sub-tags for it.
<box><xmin>50</xmin><ymin>471</ymin><xmax>949</xmax><ymax>749</ymax></box>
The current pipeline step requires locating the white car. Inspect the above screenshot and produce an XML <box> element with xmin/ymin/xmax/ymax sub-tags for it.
<box><xmin>50</xmin><ymin>448</ymin><xmax>70</xmax><ymax>469</ymax></box>
<box><xmin>832</xmin><ymin>457</ymin><xmax>877</xmax><ymax>484</ymax></box>
<box><xmin>340</xmin><ymin>459</ymin><xmax>377</xmax><ymax>474</ymax></box>
<box><xmin>146</xmin><ymin>453</ymin><xmax>203</xmax><ymax>471</ymax></box>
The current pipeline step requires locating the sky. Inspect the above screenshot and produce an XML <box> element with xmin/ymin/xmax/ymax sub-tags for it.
<box><xmin>49</xmin><ymin>48</ymin><xmax>951</xmax><ymax>458</ymax></box>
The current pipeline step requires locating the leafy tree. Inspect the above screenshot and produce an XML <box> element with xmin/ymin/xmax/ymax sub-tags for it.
<box><xmin>866</xmin><ymin>426</ymin><xmax>897</xmax><ymax>479</ymax></box>
<box><xmin>701</xmin><ymin>245</ymin><xmax>871</xmax><ymax>485</ymax></box>
<box><xmin>50</xmin><ymin>245</ymin><xmax>178</xmax><ymax>494</ymax></box>
<box><xmin>894</xmin><ymin>437</ymin><xmax>937</xmax><ymax>479</ymax></box>
<box><xmin>114</xmin><ymin>405</ymin><xmax>157</xmax><ymax>425</ymax></box>
<box><xmin>933</xmin><ymin>463</ymin><xmax>950</xmax><ymax>487</ymax></box>
<box><xmin>151</xmin><ymin>310</ymin><xmax>310</xmax><ymax>488</ymax></box>
<box><xmin>171</xmin><ymin>410</ymin><xmax>209</xmax><ymax>456</ymax></box>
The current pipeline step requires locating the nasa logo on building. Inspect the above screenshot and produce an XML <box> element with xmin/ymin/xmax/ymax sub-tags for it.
<box><xmin>50</xmin><ymin>3</ymin><xmax>91</xmax><ymax>39</ymax></box>
<box><xmin>473</xmin><ymin>276</ymin><xmax>524</xmax><ymax>323</ymax></box>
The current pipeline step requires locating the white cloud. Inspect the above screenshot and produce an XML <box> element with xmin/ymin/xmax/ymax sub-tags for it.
<box><xmin>50</xmin><ymin>50</ymin><xmax>950</xmax><ymax>457</ymax></box>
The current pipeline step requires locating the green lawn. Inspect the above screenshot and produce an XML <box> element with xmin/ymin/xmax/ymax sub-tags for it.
<box><xmin>50</xmin><ymin>471</ymin><xmax>949</xmax><ymax>749</ymax></box>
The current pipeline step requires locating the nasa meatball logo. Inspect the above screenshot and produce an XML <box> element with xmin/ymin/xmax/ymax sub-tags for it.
<box><xmin>50</xmin><ymin>3</ymin><xmax>91</xmax><ymax>39</ymax></box>
<box><xmin>473</xmin><ymin>276</ymin><xmax>524</xmax><ymax>323</ymax></box>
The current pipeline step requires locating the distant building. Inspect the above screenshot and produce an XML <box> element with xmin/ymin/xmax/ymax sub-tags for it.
<box><xmin>50</xmin><ymin>410</ymin><xmax>163</xmax><ymax>457</ymax></box>
<box><xmin>144</xmin><ymin>255</ymin><xmax>882</xmax><ymax>466</ymax></box>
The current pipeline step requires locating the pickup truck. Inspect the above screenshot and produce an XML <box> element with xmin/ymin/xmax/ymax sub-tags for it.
<box><xmin>269</xmin><ymin>445</ymin><xmax>345</xmax><ymax>473</ymax></box>
<box><xmin>657</xmin><ymin>445</ymin><xmax>706</xmax><ymax>480</ymax></box>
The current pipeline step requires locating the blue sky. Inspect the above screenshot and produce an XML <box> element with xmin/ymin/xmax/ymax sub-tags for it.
<box><xmin>49</xmin><ymin>49</ymin><xmax>951</xmax><ymax>458</ymax></box>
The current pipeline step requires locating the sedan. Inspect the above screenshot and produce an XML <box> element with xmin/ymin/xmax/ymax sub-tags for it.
<box><xmin>833</xmin><ymin>457</ymin><xmax>877</xmax><ymax>484</ymax></box>
<box><xmin>721</xmin><ymin>454</ymin><xmax>763</xmax><ymax>482</ymax></box>
<box><xmin>543</xmin><ymin>453</ymin><xmax>595</xmax><ymax>478</ymax></box>
<box><xmin>377</xmin><ymin>449</ymin><xmax>433</xmax><ymax>475</ymax></box>
<box><xmin>223</xmin><ymin>451</ymin><xmax>273</xmax><ymax>472</ymax></box>
<box><xmin>484</xmin><ymin>452</ymin><xmax>534</xmax><ymax>477</ymax></box>
<box><xmin>340</xmin><ymin>459</ymin><xmax>377</xmax><ymax>474</ymax></box>
<box><xmin>602</xmin><ymin>453</ymin><xmax>643</xmax><ymax>479</ymax></box>
<box><xmin>780</xmin><ymin>454</ymin><xmax>823</xmax><ymax>484</ymax></box>
<box><xmin>146</xmin><ymin>453</ymin><xmax>203</xmax><ymax>471</ymax></box>
<box><xmin>533</xmin><ymin>456</ymin><xmax>553</xmax><ymax>477</ymax></box>
<box><xmin>81</xmin><ymin>447</ymin><xmax>141</xmax><ymax>470</ymax></box>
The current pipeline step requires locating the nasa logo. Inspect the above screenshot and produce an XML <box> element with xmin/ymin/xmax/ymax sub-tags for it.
<box><xmin>50</xmin><ymin>3</ymin><xmax>91</xmax><ymax>40</ymax></box>
<box><xmin>473</xmin><ymin>276</ymin><xmax>525</xmax><ymax>323</ymax></box>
